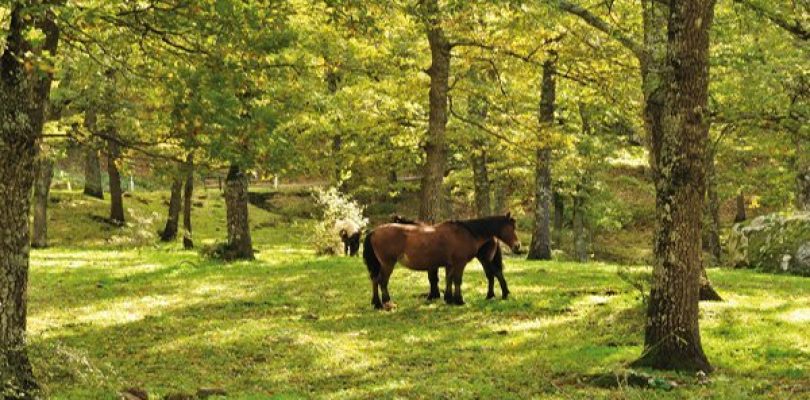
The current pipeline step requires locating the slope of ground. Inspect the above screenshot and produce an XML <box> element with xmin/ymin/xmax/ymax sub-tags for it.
<box><xmin>29</xmin><ymin>192</ymin><xmax>809</xmax><ymax>399</ymax></box>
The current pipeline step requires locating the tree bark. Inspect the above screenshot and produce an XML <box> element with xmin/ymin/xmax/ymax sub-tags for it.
<box><xmin>418</xmin><ymin>0</ymin><xmax>450</xmax><ymax>223</ymax></box>
<box><xmin>0</xmin><ymin>4</ymin><xmax>58</xmax><ymax>395</ymax></box>
<box><xmin>734</xmin><ymin>192</ymin><xmax>746</xmax><ymax>223</ymax></box>
<box><xmin>107</xmin><ymin>139</ymin><xmax>125</xmax><ymax>225</ymax></box>
<box><xmin>31</xmin><ymin>157</ymin><xmax>54</xmax><ymax>249</ymax></box>
<box><xmin>182</xmin><ymin>154</ymin><xmax>194</xmax><ymax>249</ymax></box>
<box><xmin>224</xmin><ymin>164</ymin><xmax>254</xmax><ymax>259</ymax></box>
<box><xmin>632</xmin><ymin>0</ymin><xmax>715</xmax><ymax>373</ymax></box>
<box><xmin>82</xmin><ymin>113</ymin><xmax>104</xmax><ymax>200</ymax></box>
<box><xmin>527</xmin><ymin>55</ymin><xmax>556</xmax><ymax>260</ymax></box>
<box><xmin>160</xmin><ymin>177</ymin><xmax>183</xmax><ymax>242</ymax></box>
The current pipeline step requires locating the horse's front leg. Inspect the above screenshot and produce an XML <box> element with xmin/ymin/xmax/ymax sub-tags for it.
<box><xmin>426</xmin><ymin>268</ymin><xmax>440</xmax><ymax>300</ymax></box>
<box><xmin>496</xmin><ymin>271</ymin><xmax>510</xmax><ymax>299</ymax></box>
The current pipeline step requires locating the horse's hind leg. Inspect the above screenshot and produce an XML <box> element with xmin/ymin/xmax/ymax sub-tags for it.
<box><xmin>443</xmin><ymin>269</ymin><xmax>453</xmax><ymax>304</ymax></box>
<box><xmin>426</xmin><ymin>268</ymin><xmax>440</xmax><ymax>300</ymax></box>
<box><xmin>484</xmin><ymin>265</ymin><xmax>496</xmax><ymax>300</ymax></box>
<box><xmin>371</xmin><ymin>279</ymin><xmax>382</xmax><ymax>309</ymax></box>
<box><xmin>378</xmin><ymin>265</ymin><xmax>395</xmax><ymax>309</ymax></box>
<box><xmin>452</xmin><ymin>272</ymin><xmax>465</xmax><ymax>305</ymax></box>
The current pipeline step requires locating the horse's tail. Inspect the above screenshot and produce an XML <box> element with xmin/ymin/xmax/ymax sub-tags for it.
<box><xmin>363</xmin><ymin>231</ymin><xmax>381</xmax><ymax>280</ymax></box>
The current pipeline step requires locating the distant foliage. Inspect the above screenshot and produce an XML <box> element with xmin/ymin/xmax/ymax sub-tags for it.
<box><xmin>311</xmin><ymin>188</ymin><xmax>368</xmax><ymax>256</ymax></box>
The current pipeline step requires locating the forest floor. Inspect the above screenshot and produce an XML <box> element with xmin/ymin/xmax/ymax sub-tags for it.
<box><xmin>29</xmin><ymin>191</ymin><xmax>809</xmax><ymax>399</ymax></box>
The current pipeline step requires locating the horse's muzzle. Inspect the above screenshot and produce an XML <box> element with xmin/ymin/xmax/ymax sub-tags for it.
<box><xmin>511</xmin><ymin>243</ymin><xmax>523</xmax><ymax>254</ymax></box>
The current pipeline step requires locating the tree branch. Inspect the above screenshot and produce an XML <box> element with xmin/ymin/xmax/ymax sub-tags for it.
<box><xmin>734</xmin><ymin>0</ymin><xmax>809</xmax><ymax>41</ymax></box>
<box><xmin>554</xmin><ymin>0</ymin><xmax>647</xmax><ymax>61</ymax></box>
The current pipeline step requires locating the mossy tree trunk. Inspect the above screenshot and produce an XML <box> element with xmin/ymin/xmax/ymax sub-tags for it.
<box><xmin>224</xmin><ymin>164</ymin><xmax>254</xmax><ymax>259</ymax></box>
<box><xmin>417</xmin><ymin>0</ymin><xmax>450</xmax><ymax>224</ymax></box>
<box><xmin>632</xmin><ymin>0</ymin><xmax>715</xmax><ymax>373</ymax></box>
<box><xmin>32</xmin><ymin>156</ymin><xmax>54</xmax><ymax>249</ymax></box>
<box><xmin>528</xmin><ymin>54</ymin><xmax>556</xmax><ymax>260</ymax></box>
<box><xmin>107</xmin><ymin>138</ymin><xmax>125</xmax><ymax>226</ymax></box>
<box><xmin>795</xmin><ymin>135</ymin><xmax>810</xmax><ymax>211</ymax></box>
<box><xmin>160</xmin><ymin>177</ymin><xmax>183</xmax><ymax>242</ymax></box>
<box><xmin>734</xmin><ymin>192</ymin><xmax>746</xmax><ymax>223</ymax></box>
<box><xmin>182</xmin><ymin>154</ymin><xmax>194</xmax><ymax>249</ymax></box>
<box><xmin>0</xmin><ymin>4</ymin><xmax>59</xmax><ymax>396</ymax></box>
<box><xmin>82</xmin><ymin>112</ymin><xmax>104</xmax><ymax>199</ymax></box>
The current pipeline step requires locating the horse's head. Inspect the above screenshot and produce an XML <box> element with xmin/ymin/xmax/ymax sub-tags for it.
<box><xmin>497</xmin><ymin>212</ymin><xmax>522</xmax><ymax>254</ymax></box>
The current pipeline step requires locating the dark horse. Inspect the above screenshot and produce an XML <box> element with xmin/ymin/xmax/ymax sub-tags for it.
<box><xmin>391</xmin><ymin>215</ymin><xmax>511</xmax><ymax>300</ymax></box>
<box><xmin>363</xmin><ymin>213</ymin><xmax>521</xmax><ymax>309</ymax></box>
<box><xmin>339</xmin><ymin>229</ymin><xmax>361</xmax><ymax>256</ymax></box>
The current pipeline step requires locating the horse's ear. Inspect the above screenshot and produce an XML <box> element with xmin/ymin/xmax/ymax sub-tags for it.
<box><xmin>505</xmin><ymin>211</ymin><xmax>511</xmax><ymax>218</ymax></box>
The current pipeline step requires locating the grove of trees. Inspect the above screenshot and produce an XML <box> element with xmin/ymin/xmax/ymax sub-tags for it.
<box><xmin>1</xmin><ymin>0</ymin><xmax>806</xmax><ymax>396</ymax></box>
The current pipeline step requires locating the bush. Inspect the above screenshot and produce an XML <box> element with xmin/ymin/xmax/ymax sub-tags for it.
<box><xmin>311</xmin><ymin>187</ymin><xmax>368</xmax><ymax>255</ymax></box>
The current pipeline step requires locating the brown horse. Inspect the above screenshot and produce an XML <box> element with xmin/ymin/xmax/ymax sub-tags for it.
<box><xmin>363</xmin><ymin>213</ymin><xmax>521</xmax><ymax>309</ymax></box>
<box><xmin>391</xmin><ymin>215</ymin><xmax>511</xmax><ymax>300</ymax></box>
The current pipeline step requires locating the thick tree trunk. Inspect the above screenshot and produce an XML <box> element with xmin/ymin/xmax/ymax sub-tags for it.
<box><xmin>553</xmin><ymin>191</ymin><xmax>564</xmax><ymax>244</ymax></box>
<box><xmin>160</xmin><ymin>177</ymin><xmax>183</xmax><ymax>242</ymax></box>
<box><xmin>224</xmin><ymin>164</ymin><xmax>254</xmax><ymax>259</ymax></box>
<box><xmin>31</xmin><ymin>157</ymin><xmax>54</xmax><ymax>249</ymax></box>
<box><xmin>0</xmin><ymin>4</ymin><xmax>58</xmax><ymax>395</ymax></box>
<box><xmin>734</xmin><ymin>192</ymin><xmax>746</xmax><ymax>223</ymax></box>
<box><xmin>704</xmin><ymin>150</ymin><xmax>722</xmax><ymax>264</ymax></box>
<box><xmin>527</xmin><ymin>55</ymin><xmax>556</xmax><ymax>260</ymax></box>
<box><xmin>632</xmin><ymin>0</ymin><xmax>715</xmax><ymax>373</ymax></box>
<box><xmin>107</xmin><ymin>139</ymin><xmax>125</xmax><ymax>225</ymax></box>
<box><xmin>182</xmin><ymin>154</ymin><xmax>194</xmax><ymax>249</ymax></box>
<box><xmin>572</xmin><ymin>190</ymin><xmax>588</xmax><ymax>263</ymax></box>
<box><xmin>418</xmin><ymin>0</ymin><xmax>450</xmax><ymax>223</ymax></box>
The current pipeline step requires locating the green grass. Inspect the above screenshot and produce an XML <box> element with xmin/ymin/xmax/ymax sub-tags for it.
<box><xmin>28</xmin><ymin>191</ymin><xmax>810</xmax><ymax>399</ymax></box>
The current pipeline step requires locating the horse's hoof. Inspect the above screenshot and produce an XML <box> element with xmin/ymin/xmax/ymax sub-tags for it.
<box><xmin>454</xmin><ymin>299</ymin><xmax>465</xmax><ymax>306</ymax></box>
<box><xmin>486</xmin><ymin>293</ymin><xmax>495</xmax><ymax>300</ymax></box>
<box><xmin>373</xmin><ymin>301</ymin><xmax>383</xmax><ymax>309</ymax></box>
<box><xmin>502</xmin><ymin>294</ymin><xmax>510</xmax><ymax>300</ymax></box>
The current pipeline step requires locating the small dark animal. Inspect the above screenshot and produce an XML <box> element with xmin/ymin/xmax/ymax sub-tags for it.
<box><xmin>340</xmin><ymin>228</ymin><xmax>361</xmax><ymax>256</ymax></box>
<box><xmin>392</xmin><ymin>215</ymin><xmax>510</xmax><ymax>300</ymax></box>
<box><xmin>363</xmin><ymin>213</ymin><xmax>520</xmax><ymax>309</ymax></box>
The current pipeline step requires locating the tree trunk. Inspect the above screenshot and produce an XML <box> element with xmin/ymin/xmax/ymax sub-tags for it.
<box><xmin>572</xmin><ymin>190</ymin><xmax>588</xmax><ymax>263</ymax></box>
<box><xmin>82</xmin><ymin>110</ymin><xmax>104</xmax><ymax>199</ymax></box>
<box><xmin>553</xmin><ymin>191</ymin><xmax>564</xmax><ymax>244</ymax></box>
<box><xmin>31</xmin><ymin>157</ymin><xmax>54</xmax><ymax>249</ymax></box>
<box><xmin>704</xmin><ymin>149</ymin><xmax>722</xmax><ymax>264</ymax></box>
<box><xmin>734</xmin><ymin>192</ymin><xmax>746</xmax><ymax>223</ymax></box>
<box><xmin>107</xmin><ymin>139</ymin><xmax>125</xmax><ymax>225</ymax></box>
<box><xmin>0</xmin><ymin>4</ymin><xmax>58</xmax><ymax>395</ymax></box>
<box><xmin>224</xmin><ymin>164</ymin><xmax>254</xmax><ymax>259</ymax></box>
<box><xmin>418</xmin><ymin>0</ymin><xmax>450</xmax><ymax>223</ymax></box>
<box><xmin>632</xmin><ymin>0</ymin><xmax>715</xmax><ymax>373</ymax></box>
<box><xmin>182</xmin><ymin>154</ymin><xmax>194</xmax><ymax>249</ymax></box>
<box><xmin>699</xmin><ymin>267</ymin><xmax>722</xmax><ymax>301</ymax></box>
<box><xmin>160</xmin><ymin>177</ymin><xmax>183</xmax><ymax>242</ymax></box>
<box><xmin>527</xmin><ymin>55</ymin><xmax>556</xmax><ymax>260</ymax></box>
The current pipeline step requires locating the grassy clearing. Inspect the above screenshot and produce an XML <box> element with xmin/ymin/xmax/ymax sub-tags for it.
<box><xmin>29</xmin><ymin>191</ymin><xmax>809</xmax><ymax>399</ymax></box>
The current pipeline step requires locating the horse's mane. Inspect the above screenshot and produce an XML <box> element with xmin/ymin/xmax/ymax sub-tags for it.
<box><xmin>452</xmin><ymin>216</ymin><xmax>509</xmax><ymax>239</ymax></box>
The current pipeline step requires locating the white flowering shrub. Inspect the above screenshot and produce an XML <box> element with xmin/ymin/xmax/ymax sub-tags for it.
<box><xmin>311</xmin><ymin>187</ymin><xmax>368</xmax><ymax>255</ymax></box>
